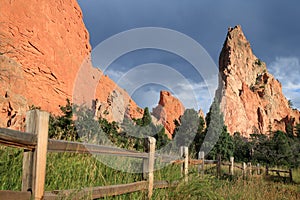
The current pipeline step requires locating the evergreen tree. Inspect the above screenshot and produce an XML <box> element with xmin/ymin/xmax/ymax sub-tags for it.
<box><xmin>290</xmin><ymin>137</ymin><xmax>300</xmax><ymax>167</ymax></box>
<box><xmin>141</xmin><ymin>107</ymin><xmax>152</xmax><ymax>126</ymax></box>
<box><xmin>121</xmin><ymin>107</ymin><xmax>171</xmax><ymax>151</ymax></box>
<box><xmin>48</xmin><ymin>99</ymin><xmax>78</xmax><ymax>141</ymax></box>
<box><xmin>271</xmin><ymin>130</ymin><xmax>293</xmax><ymax>166</ymax></box>
<box><xmin>190</xmin><ymin>116</ymin><xmax>205</xmax><ymax>158</ymax></box>
<box><xmin>232</xmin><ymin>132</ymin><xmax>251</xmax><ymax>162</ymax></box>
<box><xmin>288</xmin><ymin>99</ymin><xmax>293</xmax><ymax>108</ymax></box>
<box><xmin>153</xmin><ymin>126</ymin><xmax>170</xmax><ymax>149</ymax></box>
<box><xmin>285</xmin><ymin>123</ymin><xmax>294</xmax><ymax>138</ymax></box>
<box><xmin>208</xmin><ymin>126</ymin><xmax>234</xmax><ymax>160</ymax></box>
<box><xmin>201</xmin><ymin>98</ymin><xmax>224</xmax><ymax>157</ymax></box>
<box><xmin>174</xmin><ymin>109</ymin><xmax>199</xmax><ymax>148</ymax></box>
<box><xmin>296</xmin><ymin>124</ymin><xmax>300</xmax><ymax>139</ymax></box>
<box><xmin>134</xmin><ymin>107</ymin><xmax>152</xmax><ymax>126</ymax></box>
<box><xmin>76</xmin><ymin>106</ymin><xmax>108</xmax><ymax>145</ymax></box>
<box><xmin>172</xmin><ymin>119</ymin><xmax>180</xmax><ymax>139</ymax></box>
<box><xmin>250</xmin><ymin>133</ymin><xmax>278</xmax><ymax>165</ymax></box>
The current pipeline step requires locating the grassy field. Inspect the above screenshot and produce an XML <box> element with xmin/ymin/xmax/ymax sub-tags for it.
<box><xmin>1</xmin><ymin>145</ymin><xmax>299</xmax><ymax>199</ymax></box>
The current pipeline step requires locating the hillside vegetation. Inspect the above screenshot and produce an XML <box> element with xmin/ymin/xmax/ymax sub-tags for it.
<box><xmin>1</xmin><ymin>99</ymin><xmax>300</xmax><ymax>199</ymax></box>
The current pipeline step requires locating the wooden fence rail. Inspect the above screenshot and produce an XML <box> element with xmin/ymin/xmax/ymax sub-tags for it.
<box><xmin>0</xmin><ymin>191</ymin><xmax>31</xmax><ymax>200</ymax></box>
<box><xmin>266</xmin><ymin>166</ymin><xmax>293</xmax><ymax>182</ymax></box>
<box><xmin>43</xmin><ymin>180</ymin><xmax>178</xmax><ymax>200</ymax></box>
<box><xmin>0</xmin><ymin>128</ymin><xmax>37</xmax><ymax>150</ymax></box>
<box><xmin>48</xmin><ymin>139</ymin><xmax>149</xmax><ymax>158</ymax></box>
<box><xmin>193</xmin><ymin>152</ymin><xmax>291</xmax><ymax>180</ymax></box>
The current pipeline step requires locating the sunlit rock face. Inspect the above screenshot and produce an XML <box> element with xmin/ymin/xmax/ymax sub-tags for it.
<box><xmin>217</xmin><ymin>25</ymin><xmax>300</xmax><ymax>137</ymax></box>
<box><xmin>0</xmin><ymin>0</ymin><xmax>142</xmax><ymax>129</ymax></box>
<box><xmin>152</xmin><ymin>91</ymin><xmax>185</xmax><ymax>138</ymax></box>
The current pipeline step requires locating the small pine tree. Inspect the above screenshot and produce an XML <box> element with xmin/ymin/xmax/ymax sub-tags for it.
<box><xmin>250</xmin><ymin>133</ymin><xmax>272</xmax><ymax>165</ymax></box>
<box><xmin>174</xmin><ymin>109</ymin><xmax>199</xmax><ymax>148</ymax></box>
<box><xmin>201</xmin><ymin>98</ymin><xmax>224</xmax><ymax>157</ymax></box>
<box><xmin>190</xmin><ymin>116</ymin><xmax>205</xmax><ymax>158</ymax></box>
<box><xmin>271</xmin><ymin>130</ymin><xmax>293</xmax><ymax>166</ymax></box>
<box><xmin>286</xmin><ymin>123</ymin><xmax>294</xmax><ymax>138</ymax></box>
<box><xmin>76</xmin><ymin>107</ymin><xmax>108</xmax><ymax>144</ymax></box>
<box><xmin>296</xmin><ymin>124</ymin><xmax>300</xmax><ymax>139</ymax></box>
<box><xmin>141</xmin><ymin>107</ymin><xmax>152</xmax><ymax>126</ymax></box>
<box><xmin>288</xmin><ymin>99</ymin><xmax>293</xmax><ymax>108</ymax></box>
<box><xmin>208</xmin><ymin>126</ymin><xmax>234</xmax><ymax>160</ymax></box>
<box><xmin>233</xmin><ymin>132</ymin><xmax>251</xmax><ymax>162</ymax></box>
<box><xmin>48</xmin><ymin>99</ymin><xmax>78</xmax><ymax>141</ymax></box>
<box><xmin>154</xmin><ymin>126</ymin><xmax>170</xmax><ymax>149</ymax></box>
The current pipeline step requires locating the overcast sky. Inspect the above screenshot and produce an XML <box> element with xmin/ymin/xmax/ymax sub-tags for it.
<box><xmin>77</xmin><ymin>0</ymin><xmax>300</xmax><ymax>113</ymax></box>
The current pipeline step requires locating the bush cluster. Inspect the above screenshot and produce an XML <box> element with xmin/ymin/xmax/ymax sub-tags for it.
<box><xmin>48</xmin><ymin>99</ymin><xmax>300</xmax><ymax>167</ymax></box>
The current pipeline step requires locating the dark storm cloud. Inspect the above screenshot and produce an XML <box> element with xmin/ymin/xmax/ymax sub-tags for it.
<box><xmin>77</xmin><ymin>0</ymin><xmax>300</xmax><ymax>111</ymax></box>
<box><xmin>78</xmin><ymin>0</ymin><xmax>300</xmax><ymax>62</ymax></box>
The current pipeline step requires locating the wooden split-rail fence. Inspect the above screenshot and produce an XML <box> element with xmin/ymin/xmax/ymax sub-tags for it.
<box><xmin>0</xmin><ymin>110</ymin><xmax>180</xmax><ymax>200</ymax></box>
<box><xmin>0</xmin><ymin>110</ymin><xmax>294</xmax><ymax>200</ymax></box>
<box><xmin>196</xmin><ymin>153</ymin><xmax>293</xmax><ymax>182</ymax></box>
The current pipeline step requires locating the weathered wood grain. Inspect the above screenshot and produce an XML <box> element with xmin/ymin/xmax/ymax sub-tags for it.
<box><xmin>0</xmin><ymin>191</ymin><xmax>31</xmax><ymax>200</ymax></box>
<box><xmin>48</xmin><ymin>139</ymin><xmax>149</xmax><ymax>158</ymax></box>
<box><xmin>32</xmin><ymin>110</ymin><xmax>49</xmax><ymax>200</ymax></box>
<box><xmin>44</xmin><ymin>181</ymin><xmax>148</xmax><ymax>200</ymax></box>
<box><xmin>0</xmin><ymin>128</ymin><xmax>36</xmax><ymax>150</ymax></box>
<box><xmin>44</xmin><ymin>180</ymin><xmax>179</xmax><ymax>200</ymax></box>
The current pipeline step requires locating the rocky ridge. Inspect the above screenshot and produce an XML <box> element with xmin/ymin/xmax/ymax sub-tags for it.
<box><xmin>0</xmin><ymin>0</ymin><xmax>142</xmax><ymax>129</ymax></box>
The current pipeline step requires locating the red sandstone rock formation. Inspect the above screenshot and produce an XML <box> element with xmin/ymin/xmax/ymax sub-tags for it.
<box><xmin>152</xmin><ymin>91</ymin><xmax>185</xmax><ymax>138</ymax></box>
<box><xmin>217</xmin><ymin>25</ymin><xmax>300</xmax><ymax>137</ymax></box>
<box><xmin>0</xmin><ymin>0</ymin><xmax>142</xmax><ymax>129</ymax></box>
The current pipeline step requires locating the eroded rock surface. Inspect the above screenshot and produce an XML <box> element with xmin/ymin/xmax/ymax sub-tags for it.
<box><xmin>0</xmin><ymin>0</ymin><xmax>142</xmax><ymax>128</ymax></box>
<box><xmin>217</xmin><ymin>25</ymin><xmax>300</xmax><ymax>137</ymax></box>
<box><xmin>152</xmin><ymin>91</ymin><xmax>185</xmax><ymax>137</ymax></box>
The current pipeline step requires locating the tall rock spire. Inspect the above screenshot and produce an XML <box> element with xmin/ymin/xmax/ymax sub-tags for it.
<box><xmin>217</xmin><ymin>25</ymin><xmax>300</xmax><ymax>137</ymax></box>
<box><xmin>152</xmin><ymin>91</ymin><xmax>185</xmax><ymax>138</ymax></box>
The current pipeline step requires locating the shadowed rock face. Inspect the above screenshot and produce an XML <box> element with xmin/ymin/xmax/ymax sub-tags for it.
<box><xmin>152</xmin><ymin>91</ymin><xmax>185</xmax><ymax>138</ymax></box>
<box><xmin>217</xmin><ymin>25</ymin><xmax>300</xmax><ymax>137</ymax></box>
<box><xmin>0</xmin><ymin>0</ymin><xmax>142</xmax><ymax>129</ymax></box>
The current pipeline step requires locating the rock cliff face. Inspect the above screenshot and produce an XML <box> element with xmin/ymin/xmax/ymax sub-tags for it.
<box><xmin>0</xmin><ymin>0</ymin><xmax>142</xmax><ymax>129</ymax></box>
<box><xmin>217</xmin><ymin>25</ymin><xmax>300</xmax><ymax>137</ymax></box>
<box><xmin>152</xmin><ymin>91</ymin><xmax>185</xmax><ymax>138</ymax></box>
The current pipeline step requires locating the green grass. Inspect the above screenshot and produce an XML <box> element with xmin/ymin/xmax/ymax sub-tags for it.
<box><xmin>45</xmin><ymin>153</ymin><xmax>142</xmax><ymax>191</ymax></box>
<box><xmin>1</xmin><ymin>145</ymin><xmax>299</xmax><ymax>199</ymax></box>
<box><xmin>293</xmin><ymin>168</ymin><xmax>300</xmax><ymax>183</ymax></box>
<box><xmin>0</xmin><ymin>146</ymin><xmax>23</xmax><ymax>190</ymax></box>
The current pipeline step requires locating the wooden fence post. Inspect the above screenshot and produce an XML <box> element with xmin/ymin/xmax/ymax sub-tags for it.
<box><xmin>198</xmin><ymin>151</ymin><xmax>205</xmax><ymax>177</ymax></box>
<box><xmin>289</xmin><ymin>168</ymin><xmax>293</xmax><ymax>182</ymax></box>
<box><xmin>257</xmin><ymin>163</ymin><xmax>260</xmax><ymax>175</ymax></box>
<box><xmin>180</xmin><ymin>147</ymin><xmax>183</xmax><ymax>176</ymax></box>
<box><xmin>143</xmin><ymin>137</ymin><xmax>156</xmax><ymax>199</ymax></box>
<box><xmin>242</xmin><ymin>162</ymin><xmax>246</xmax><ymax>179</ymax></box>
<box><xmin>216</xmin><ymin>155</ymin><xmax>221</xmax><ymax>178</ymax></box>
<box><xmin>248</xmin><ymin>162</ymin><xmax>252</xmax><ymax>176</ymax></box>
<box><xmin>22</xmin><ymin>111</ymin><xmax>35</xmax><ymax>193</ymax></box>
<box><xmin>22</xmin><ymin>110</ymin><xmax>49</xmax><ymax>200</ymax></box>
<box><xmin>180</xmin><ymin>146</ymin><xmax>189</xmax><ymax>182</ymax></box>
<box><xmin>229</xmin><ymin>157</ymin><xmax>234</xmax><ymax>176</ymax></box>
